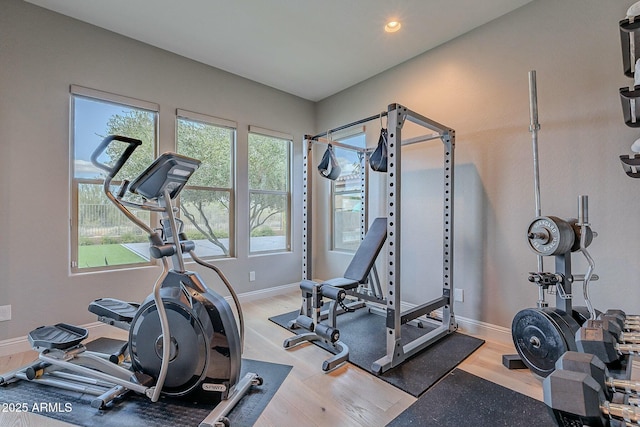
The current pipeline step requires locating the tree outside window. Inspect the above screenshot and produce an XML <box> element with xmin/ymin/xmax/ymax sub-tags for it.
<box><xmin>176</xmin><ymin>113</ymin><xmax>235</xmax><ymax>258</ymax></box>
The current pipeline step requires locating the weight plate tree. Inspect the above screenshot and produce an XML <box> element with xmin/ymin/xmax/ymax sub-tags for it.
<box><xmin>511</xmin><ymin>71</ymin><xmax>600</xmax><ymax>378</ymax></box>
<box><xmin>513</xmin><ymin>211</ymin><xmax>598</xmax><ymax>377</ymax></box>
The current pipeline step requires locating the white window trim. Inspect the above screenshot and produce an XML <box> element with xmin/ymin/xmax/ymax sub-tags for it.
<box><xmin>71</xmin><ymin>85</ymin><xmax>159</xmax><ymax>112</ymax></box>
<box><xmin>248</xmin><ymin>125</ymin><xmax>293</xmax><ymax>141</ymax></box>
<box><xmin>177</xmin><ymin>109</ymin><xmax>236</xmax><ymax>130</ymax></box>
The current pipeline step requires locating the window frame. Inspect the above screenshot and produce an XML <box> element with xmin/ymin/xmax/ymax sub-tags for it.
<box><xmin>70</xmin><ymin>85</ymin><xmax>159</xmax><ymax>273</ymax></box>
<box><xmin>175</xmin><ymin>109</ymin><xmax>237</xmax><ymax>259</ymax></box>
<box><xmin>247</xmin><ymin>125</ymin><xmax>293</xmax><ymax>255</ymax></box>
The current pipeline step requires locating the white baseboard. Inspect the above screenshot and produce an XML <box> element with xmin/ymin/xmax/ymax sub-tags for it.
<box><xmin>0</xmin><ymin>335</ymin><xmax>33</xmax><ymax>358</ymax></box>
<box><xmin>235</xmin><ymin>282</ymin><xmax>299</xmax><ymax>303</ymax></box>
<box><xmin>400</xmin><ymin>302</ymin><xmax>513</xmax><ymax>346</ymax></box>
<box><xmin>0</xmin><ymin>282</ymin><xmax>300</xmax><ymax>358</ymax></box>
<box><xmin>454</xmin><ymin>314</ymin><xmax>513</xmax><ymax>346</ymax></box>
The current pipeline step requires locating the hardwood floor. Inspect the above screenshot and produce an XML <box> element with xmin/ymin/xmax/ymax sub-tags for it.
<box><xmin>0</xmin><ymin>291</ymin><xmax>542</xmax><ymax>427</ymax></box>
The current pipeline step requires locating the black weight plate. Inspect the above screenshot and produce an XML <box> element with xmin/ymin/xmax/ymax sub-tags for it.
<box><xmin>544</xmin><ymin>308</ymin><xmax>579</xmax><ymax>352</ymax></box>
<box><xmin>512</xmin><ymin>308</ymin><xmax>571</xmax><ymax>377</ymax></box>
<box><xmin>572</xmin><ymin>306</ymin><xmax>601</xmax><ymax>325</ymax></box>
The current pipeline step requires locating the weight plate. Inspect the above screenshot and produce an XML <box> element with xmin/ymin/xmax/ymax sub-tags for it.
<box><xmin>572</xmin><ymin>306</ymin><xmax>600</xmax><ymax>325</ymax></box>
<box><xmin>544</xmin><ymin>308</ymin><xmax>579</xmax><ymax>352</ymax></box>
<box><xmin>512</xmin><ymin>308</ymin><xmax>573</xmax><ymax>377</ymax></box>
<box><xmin>567</xmin><ymin>218</ymin><xmax>594</xmax><ymax>253</ymax></box>
<box><xmin>527</xmin><ymin>216</ymin><xmax>575</xmax><ymax>256</ymax></box>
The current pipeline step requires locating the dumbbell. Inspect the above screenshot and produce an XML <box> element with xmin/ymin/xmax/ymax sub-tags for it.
<box><xmin>599</xmin><ymin>318</ymin><xmax>640</xmax><ymax>344</ymax></box>
<box><xmin>601</xmin><ymin>309</ymin><xmax>640</xmax><ymax>332</ymax></box>
<box><xmin>575</xmin><ymin>319</ymin><xmax>640</xmax><ymax>364</ymax></box>
<box><xmin>544</xmin><ymin>368</ymin><xmax>640</xmax><ymax>427</ymax></box>
<box><xmin>586</xmin><ymin>314</ymin><xmax>640</xmax><ymax>345</ymax></box>
<box><xmin>555</xmin><ymin>351</ymin><xmax>640</xmax><ymax>403</ymax></box>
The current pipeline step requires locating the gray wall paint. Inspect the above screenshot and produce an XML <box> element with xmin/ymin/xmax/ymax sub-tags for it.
<box><xmin>0</xmin><ymin>0</ymin><xmax>314</xmax><ymax>339</ymax></box>
<box><xmin>315</xmin><ymin>0</ymin><xmax>640</xmax><ymax>328</ymax></box>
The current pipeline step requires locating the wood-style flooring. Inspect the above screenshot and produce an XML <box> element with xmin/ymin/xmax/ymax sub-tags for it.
<box><xmin>0</xmin><ymin>291</ymin><xmax>543</xmax><ymax>427</ymax></box>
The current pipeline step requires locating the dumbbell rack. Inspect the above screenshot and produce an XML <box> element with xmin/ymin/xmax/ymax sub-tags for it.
<box><xmin>603</xmin><ymin>11</ymin><xmax>640</xmax><ymax>381</ymax></box>
<box><xmin>619</xmin><ymin>14</ymin><xmax>640</xmax><ymax>178</ymax></box>
<box><xmin>619</xmin><ymin>7</ymin><xmax>640</xmax><ymax>343</ymax></box>
<box><xmin>540</xmin><ymin>16</ymin><xmax>640</xmax><ymax>426</ymax></box>
<box><xmin>544</xmin><ymin>351</ymin><xmax>638</xmax><ymax>427</ymax></box>
<box><xmin>615</xmin><ymin>9</ymin><xmax>640</xmax><ymax>386</ymax></box>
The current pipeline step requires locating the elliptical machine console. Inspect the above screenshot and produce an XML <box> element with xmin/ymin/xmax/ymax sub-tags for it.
<box><xmin>1</xmin><ymin>135</ymin><xmax>260</xmax><ymax>426</ymax></box>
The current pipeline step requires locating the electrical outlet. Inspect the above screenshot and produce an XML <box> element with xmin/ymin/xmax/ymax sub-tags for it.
<box><xmin>454</xmin><ymin>288</ymin><xmax>464</xmax><ymax>302</ymax></box>
<box><xmin>249</xmin><ymin>271</ymin><xmax>256</xmax><ymax>282</ymax></box>
<box><xmin>0</xmin><ymin>305</ymin><xmax>11</xmax><ymax>322</ymax></box>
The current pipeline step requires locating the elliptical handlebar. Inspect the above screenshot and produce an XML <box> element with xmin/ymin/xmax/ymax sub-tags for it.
<box><xmin>90</xmin><ymin>135</ymin><xmax>154</xmax><ymax>235</ymax></box>
<box><xmin>91</xmin><ymin>135</ymin><xmax>143</xmax><ymax>179</ymax></box>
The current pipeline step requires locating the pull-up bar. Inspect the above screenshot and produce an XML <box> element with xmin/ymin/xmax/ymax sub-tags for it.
<box><xmin>310</xmin><ymin>133</ymin><xmax>442</xmax><ymax>151</ymax></box>
<box><xmin>308</xmin><ymin>136</ymin><xmax>371</xmax><ymax>153</ymax></box>
<box><xmin>310</xmin><ymin>104</ymin><xmax>452</xmax><ymax>143</ymax></box>
<box><xmin>311</xmin><ymin>111</ymin><xmax>388</xmax><ymax>140</ymax></box>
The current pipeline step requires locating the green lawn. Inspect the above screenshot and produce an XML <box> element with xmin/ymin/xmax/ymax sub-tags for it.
<box><xmin>78</xmin><ymin>244</ymin><xmax>147</xmax><ymax>268</ymax></box>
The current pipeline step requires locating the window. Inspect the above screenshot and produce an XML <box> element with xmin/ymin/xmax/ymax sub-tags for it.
<box><xmin>248</xmin><ymin>127</ymin><xmax>292</xmax><ymax>253</ymax></box>
<box><xmin>176</xmin><ymin>110</ymin><xmax>235</xmax><ymax>258</ymax></box>
<box><xmin>332</xmin><ymin>133</ymin><xmax>366</xmax><ymax>252</ymax></box>
<box><xmin>70</xmin><ymin>86</ymin><xmax>158</xmax><ymax>272</ymax></box>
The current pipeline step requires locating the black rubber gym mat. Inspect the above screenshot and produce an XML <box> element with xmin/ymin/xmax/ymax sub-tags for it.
<box><xmin>270</xmin><ymin>308</ymin><xmax>484</xmax><ymax>397</ymax></box>
<box><xmin>386</xmin><ymin>369</ymin><xmax>555</xmax><ymax>427</ymax></box>
<box><xmin>0</xmin><ymin>359</ymin><xmax>290</xmax><ymax>427</ymax></box>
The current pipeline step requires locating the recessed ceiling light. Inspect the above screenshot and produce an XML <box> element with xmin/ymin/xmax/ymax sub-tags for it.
<box><xmin>385</xmin><ymin>20</ymin><xmax>401</xmax><ymax>33</ymax></box>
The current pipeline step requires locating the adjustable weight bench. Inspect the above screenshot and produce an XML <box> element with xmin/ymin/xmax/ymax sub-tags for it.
<box><xmin>283</xmin><ymin>217</ymin><xmax>387</xmax><ymax>371</ymax></box>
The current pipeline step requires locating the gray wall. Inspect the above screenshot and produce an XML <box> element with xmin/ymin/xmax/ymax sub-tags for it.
<box><xmin>0</xmin><ymin>0</ymin><xmax>314</xmax><ymax>339</ymax></box>
<box><xmin>315</xmin><ymin>0</ymin><xmax>640</xmax><ymax>328</ymax></box>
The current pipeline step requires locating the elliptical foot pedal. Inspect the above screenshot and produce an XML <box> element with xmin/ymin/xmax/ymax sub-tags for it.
<box><xmin>28</xmin><ymin>323</ymin><xmax>88</xmax><ymax>350</ymax></box>
<box><xmin>89</xmin><ymin>298</ymin><xmax>139</xmax><ymax>323</ymax></box>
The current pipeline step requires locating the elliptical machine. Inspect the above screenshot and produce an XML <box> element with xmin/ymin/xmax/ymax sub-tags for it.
<box><xmin>0</xmin><ymin>135</ymin><xmax>260</xmax><ymax>427</ymax></box>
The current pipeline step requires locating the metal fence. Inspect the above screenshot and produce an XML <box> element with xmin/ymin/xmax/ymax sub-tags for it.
<box><xmin>78</xmin><ymin>203</ymin><xmax>149</xmax><ymax>239</ymax></box>
<box><xmin>77</xmin><ymin>203</ymin><xmax>232</xmax><ymax>240</ymax></box>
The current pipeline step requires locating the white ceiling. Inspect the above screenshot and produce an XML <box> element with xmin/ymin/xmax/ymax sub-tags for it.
<box><xmin>25</xmin><ymin>0</ymin><xmax>533</xmax><ymax>101</ymax></box>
